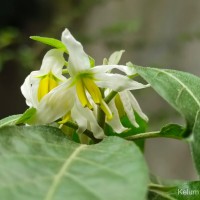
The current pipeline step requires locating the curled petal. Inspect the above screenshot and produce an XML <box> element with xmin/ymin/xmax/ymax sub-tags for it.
<box><xmin>119</xmin><ymin>91</ymin><xmax>139</xmax><ymax>128</ymax></box>
<box><xmin>95</xmin><ymin>73</ymin><xmax>149</xmax><ymax>92</ymax></box>
<box><xmin>61</xmin><ymin>29</ymin><xmax>90</xmax><ymax>75</ymax></box>
<box><xmin>107</xmin><ymin>100</ymin><xmax>128</xmax><ymax>133</ymax></box>
<box><xmin>21</xmin><ymin>72</ymin><xmax>41</xmax><ymax>108</ymax></box>
<box><xmin>40</xmin><ymin>49</ymin><xmax>65</xmax><ymax>76</ymax></box>
<box><xmin>126</xmin><ymin>91</ymin><xmax>148</xmax><ymax>121</ymax></box>
<box><xmin>91</xmin><ymin>64</ymin><xmax>136</xmax><ymax>76</ymax></box>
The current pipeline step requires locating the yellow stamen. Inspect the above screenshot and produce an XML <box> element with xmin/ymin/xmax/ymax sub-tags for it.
<box><xmin>58</xmin><ymin>112</ymin><xmax>71</xmax><ymax>124</ymax></box>
<box><xmin>37</xmin><ymin>72</ymin><xmax>58</xmax><ymax>101</ymax></box>
<box><xmin>76</xmin><ymin>79</ymin><xmax>93</xmax><ymax>109</ymax></box>
<box><xmin>100</xmin><ymin>100</ymin><xmax>113</xmax><ymax>120</ymax></box>
<box><xmin>83</xmin><ymin>78</ymin><xmax>102</xmax><ymax>104</ymax></box>
<box><xmin>115</xmin><ymin>94</ymin><xmax>125</xmax><ymax>117</ymax></box>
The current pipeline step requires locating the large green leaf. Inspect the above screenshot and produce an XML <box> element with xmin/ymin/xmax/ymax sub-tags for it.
<box><xmin>134</xmin><ymin>65</ymin><xmax>200</xmax><ymax>134</ymax></box>
<box><xmin>0</xmin><ymin>126</ymin><xmax>148</xmax><ymax>200</ymax></box>
<box><xmin>134</xmin><ymin>65</ymin><xmax>200</xmax><ymax>175</ymax></box>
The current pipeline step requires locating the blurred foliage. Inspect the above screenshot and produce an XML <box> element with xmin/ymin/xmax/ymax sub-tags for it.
<box><xmin>0</xmin><ymin>0</ymin><xmax>106</xmax><ymax>118</ymax></box>
<box><xmin>0</xmin><ymin>0</ymin><xmax>106</xmax><ymax>72</ymax></box>
<box><xmin>101</xmin><ymin>20</ymin><xmax>141</xmax><ymax>36</ymax></box>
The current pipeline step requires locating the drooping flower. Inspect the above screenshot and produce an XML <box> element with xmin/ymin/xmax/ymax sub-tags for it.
<box><xmin>21</xmin><ymin>49</ymin><xmax>66</xmax><ymax>108</ymax></box>
<box><xmin>30</xmin><ymin>29</ymin><xmax>148</xmax><ymax>126</ymax></box>
<box><xmin>22</xmin><ymin>29</ymin><xmax>149</xmax><ymax>139</ymax></box>
<box><xmin>104</xmin><ymin>51</ymin><xmax>148</xmax><ymax>133</ymax></box>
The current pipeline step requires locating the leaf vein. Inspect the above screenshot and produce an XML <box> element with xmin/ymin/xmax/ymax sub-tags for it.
<box><xmin>74</xmin><ymin>157</ymin><xmax>124</xmax><ymax>178</ymax></box>
<box><xmin>64</xmin><ymin>173</ymin><xmax>102</xmax><ymax>200</ymax></box>
<box><xmin>44</xmin><ymin>144</ymin><xmax>87</xmax><ymax>200</ymax></box>
<box><xmin>153</xmin><ymin>69</ymin><xmax>200</xmax><ymax>107</ymax></box>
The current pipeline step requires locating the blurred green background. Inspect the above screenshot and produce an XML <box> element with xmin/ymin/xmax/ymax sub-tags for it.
<box><xmin>1</xmin><ymin>0</ymin><xmax>200</xmax><ymax>180</ymax></box>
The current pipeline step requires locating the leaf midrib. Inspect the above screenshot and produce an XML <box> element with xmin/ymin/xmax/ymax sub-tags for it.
<box><xmin>44</xmin><ymin>144</ymin><xmax>87</xmax><ymax>200</ymax></box>
<box><xmin>153</xmin><ymin>68</ymin><xmax>200</xmax><ymax>107</ymax></box>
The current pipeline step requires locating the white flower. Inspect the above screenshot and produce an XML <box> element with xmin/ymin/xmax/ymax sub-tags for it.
<box><xmin>26</xmin><ymin>29</ymin><xmax>148</xmax><ymax>139</ymax></box>
<box><xmin>105</xmin><ymin>51</ymin><xmax>148</xmax><ymax>133</ymax></box>
<box><xmin>21</xmin><ymin>49</ymin><xmax>66</xmax><ymax>108</ymax></box>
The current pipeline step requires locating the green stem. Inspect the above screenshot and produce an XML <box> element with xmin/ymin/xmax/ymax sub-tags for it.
<box><xmin>149</xmin><ymin>183</ymin><xmax>173</xmax><ymax>192</ymax></box>
<box><xmin>64</xmin><ymin>121</ymin><xmax>101</xmax><ymax>143</ymax></box>
<box><xmin>126</xmin><ymin>131</ymin><xmax>160</xmax><ymax>140</ymax></box>
<box><xmin>62</xmin><ymin>69</ymin><xmax>68</xmax><ymax>74</ymax></box>
<box><xmin>126</xmin><ymin>130</ymin><xmax>185</xmax><ymax>140</ymax></box>
<box><xmin>97</xmin><ymin>88</ymin><xmax>106</xmax><ymax>129</ymax></box>
<box><xmin>97</xmin><ymin>106</ymin><xmax>105</xmax><ymax>129</ymax></box>
<box><xmin>104</xmin><ymin>91</ymin><xmax>117</xmax><ymax>104</ymax></box>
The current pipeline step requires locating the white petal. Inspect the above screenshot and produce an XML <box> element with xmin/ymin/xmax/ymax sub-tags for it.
<box><xmin>21</xmin><ymin>71</ymin><xmax>41</xmax><ymax>108</ymax></box>
<box><xmin>61</xmin><ymin>29</ymin><xmax>90</xmax><ymax>75</ymax></box>
<box><xmin>108</xmin><ymin>50</ymin><xmax>125</xmax><ymax>65</ymax></box>
<box><xmin>126</xmin><ymin>91</ymin><xmax>148</xmax><ymax>121</ymax></box>
<box><xmin>90</xmin><ymin>64</ymin><xmax>136</xmax><ymax>76</ymax></box>
<box><xmin>74</xmin><ymin>101</ymin><xmax>104</xmax><ymax>139</ymax></box>
<box><xmin>119</xmin><ymin>91</ymin><xmax>139</xmax><ymax>128</ymax></box>
<box><xmin>95</xmin><ymin>73</ymin><xmax>149</xmax><ymax>92</ymax></box>
<box><xmin>31</xmin><ymin>79</ymin><xmax>75</xmax><ymax>124</ymax></box>
<box><xmin>107</xmin><ymin>100</ymin><xmax>127</xmax><ymax>133</ymax></box>
<box><xmin>40</xmin><ymin>49</ymin><xmax>65</xmax><ymax>75</ymax></box>
<box><xmin>71</xmin><ymin>103</ymin><xmax>87</xmax><ymax>134</ymax></box>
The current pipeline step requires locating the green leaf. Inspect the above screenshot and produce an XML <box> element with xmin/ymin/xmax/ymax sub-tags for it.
<box><xmin>0</xmin><ymin>126</ymin><xmax>149</xmax><ymax>200</ymax></box>
<box><xmin>16</xmin><ymin>107</ymin><xmax>36</xmax><ymax>124</ymax></box>
<box><xmin>191</xmin><ymin>111</ymin><xmax>200</xmax><ymax>175</ymax></box>
<box><xmin>0</xmin><ymin>114</ymin><xmax>22</xmax><ymax>128</ymax></box>
<box><xmin>158</xmin><ymin>124</ymin><xmax>185</xmax><ymax>139</ymax></box>
<box><xmin>149</xmin><ymin>181</ymin><xmax>200</xmax><ymax>200</ymax></box>
<box><xmin>134</xmin><ymin>65</ymin><xmax>200</xmax><ymax>134</ymax></box>
<box><xmin>30</xmin><ymin>36</ymin><xmax>67</xmax><ymax>53</ymax></box>
<box><xmin>126</xmin><ymin>124</ymin><xmax>185</xmax><ymax>141</ymax></box>
<box><xmin>134</xmin><ymin>65</ymin><xmax>200</xmax><ymax>175</ymax></box>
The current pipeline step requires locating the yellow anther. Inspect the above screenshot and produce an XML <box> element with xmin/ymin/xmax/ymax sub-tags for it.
<box><xmin>49</xmin><ymin>74</ymin><xmax>58</xmax><ymax>91</ymax></box>
<box><xmin>100</xmin><ymin>100</ymin><xmax>113</xmax><ymax>120</ymax></box>
<box><xmin>115</xmin><ymin>94</ymin><xmax>125</xmax><ymax>117</ymax></box>
<box><xmin>37</xmin><ymin>72</ymin><xmax>58</xmax><ymax>101</ymax></box>
<box><xmin>76</xmin><ymin>79</ymin><xmax>93</xmax><ymax>109</ymax></box>
<box><xmin>59</xmin><ymin>112</ymin><xmax>71</xmax><ymax>124</ymax></box>
<box><xmin>83</xmin><ymin>78</ymin><xmax>102</xmax><ymax>104</ymax></box>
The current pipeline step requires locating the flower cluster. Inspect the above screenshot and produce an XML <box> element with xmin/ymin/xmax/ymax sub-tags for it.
<box><xmin>21</xmin><ymin>29</ymin><xmax>148</xmax><ymax>139</ymax></box>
